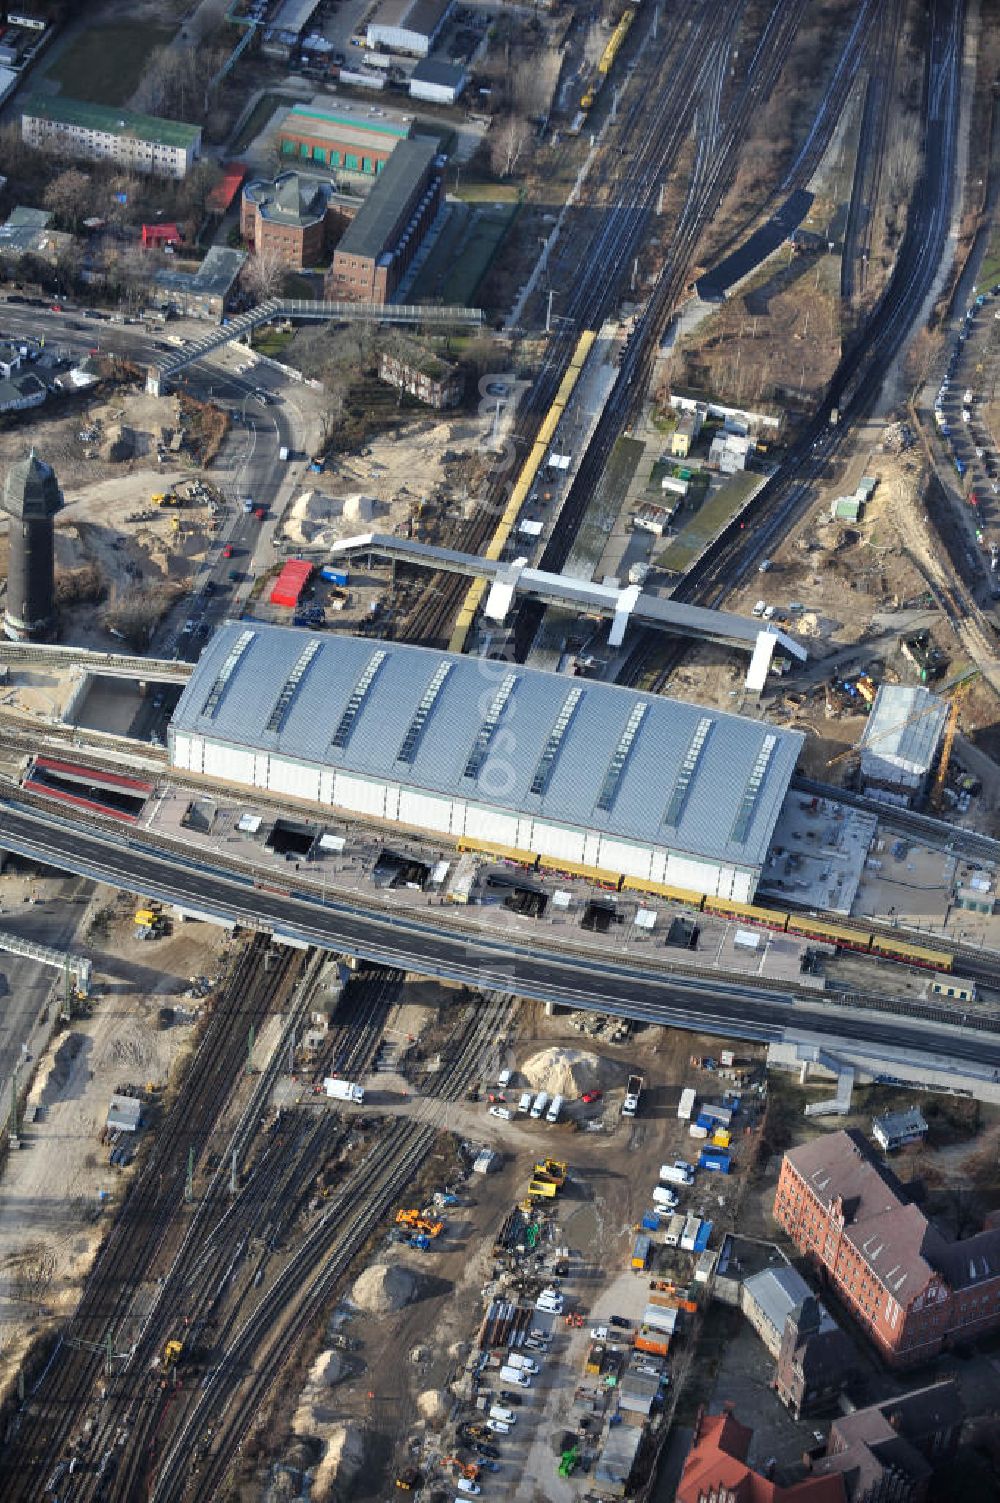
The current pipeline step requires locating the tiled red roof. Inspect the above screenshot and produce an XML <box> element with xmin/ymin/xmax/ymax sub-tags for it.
<box><xmin>678</xmin><ymin>1411</ymin><xmax>846</xmax><ymax>1503</ymax></box>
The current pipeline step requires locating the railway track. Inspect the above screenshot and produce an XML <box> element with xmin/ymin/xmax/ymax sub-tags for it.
<box><xmin>0</xmin><ymin>936</ymin><xmax>303</xmax><ymax>1500</ymax></box>
<box><xmin>396</xmin><ymin>0</ymin><xmax>733</xmax><ymax>647</ymax></box>
<box><xmin>618</xmin><ymin>0</ymin><xmax>965</xmax><ymax>690</ymax></box>
<box><xmin>143</xmin><ymin>990</ymin><xmax>514</xmax><ymax>1503</ymax></box>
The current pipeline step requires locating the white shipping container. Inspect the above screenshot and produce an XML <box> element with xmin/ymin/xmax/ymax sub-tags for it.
<box><xmin>677</xmin><ymin>1087</ymin><xmax>697</xmax><ymax>1120</ymax></box>
<box><xmin>324</xmin><ymin>1077</ymin><xmax>364</xmax><ymax>1103</ymax></box>
<box><xmin>680</xmin><ymin>1216</ymin><xmax>701</xmax><ymax>1252</ymax></box>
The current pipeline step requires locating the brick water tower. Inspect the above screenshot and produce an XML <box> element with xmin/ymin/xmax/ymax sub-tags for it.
<box><xmin>2</xmin><ymin>450</ymin><xmax>64</xmax><ymax>640</ymax></box>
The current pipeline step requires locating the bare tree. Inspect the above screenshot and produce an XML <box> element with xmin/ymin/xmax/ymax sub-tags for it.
<box><xmin>488</xmin><ymin>115</ymin><xmax>530</xmax><ymax>179</ymax></box>
<box><xmin>43</xmin><ymin>168</ymin><xmax>92</xmax><ymax>231</ymax></box>
<box><xmin>512</xmin><ymin>46</ymin><xmax>562</xmax><ymax>120</ymax></box>
<box><xmin>241</xmin><ymin>243</ymin><xmax>287</xmax><ymax>304</ymax></box>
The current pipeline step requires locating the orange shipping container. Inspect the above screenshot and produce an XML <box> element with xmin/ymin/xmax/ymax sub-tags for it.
<box><xmin>635</xmin><ymin>1328</ymin><xmax>670</xmax><ymax>1357</ymax></box>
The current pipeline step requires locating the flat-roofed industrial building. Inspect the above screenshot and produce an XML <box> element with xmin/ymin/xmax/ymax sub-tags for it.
<box><xmin>168</xmin><ymin>623</ymin><xmax>803</xmax><ymax>901</ymax></box>
<box><xmin>277</xmin><ymin>103</ymin><xmax>411</xmax><ymax>177</ymax></box>
<box><xmin>366</xmin><ymin>0</ymin><xmax>453</xmax><ymax>56</ymax></box>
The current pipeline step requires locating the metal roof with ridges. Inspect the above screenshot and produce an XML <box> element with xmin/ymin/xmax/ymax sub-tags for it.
<box><xmin>169</xmin><ymin>623</ymin><xmax>803</xmax><ymax>869</ymax></box>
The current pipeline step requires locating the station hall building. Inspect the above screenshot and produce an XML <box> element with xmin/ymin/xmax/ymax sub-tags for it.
<box><xmin>169</xmin><ymin>623</ymin><xmax>803</xmax><ymax>900</ymax></box>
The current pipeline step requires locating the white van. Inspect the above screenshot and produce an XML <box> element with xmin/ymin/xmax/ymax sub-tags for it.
<box><xmin>545</xmin><ymin>1094</ymin><xmax>563</xmax><ymax>1123</ymax></box>
<box><xmin>489</xmin><ymin>1405</ymin><xmax>516</xmax><ymax>1425</ymax></box>
<box><xmin>497</xmin><ymin>1068</ymin><xmax>512</xmax><ymax>1089</ymax></box>
<box><xmin>517</xmin><ymin>1092</ymin><xmax>533</xmax><ymax>1114</ymax></box>
<box><xmin>752</xmin><ymin>599</ymin><xmax>766</xmax><ymax>617</ymax></box>
<box><xmin>499</xmin><ymin>1365</ymin><xmax>531</xmax><ymax>1387</ymax></box>
<box><xmin>530</xmin><ymin>1092</ymin><xmax>549</xmax><ymax>1120</ymax></box>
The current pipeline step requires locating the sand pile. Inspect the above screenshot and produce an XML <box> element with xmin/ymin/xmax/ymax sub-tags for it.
<box><xmin>351</xmin><ymin>1261</ymin><xmax>418</xmax><ymax>1313</ymax></box>
<box><xmin>309</xmin><ymin>1349</ymin><xmax>349</xmax><ymax>1386</ymax></box>
<box><xmin>520</xmin><ymin>1047</ymin><xmax>618</xmax><ymax>1098</ymax></box>
<box><xmin>311</xmin><ymin>1423</ymin><xmax>365</xmax><ymax>1500</ymax></box>
<box><xmin>417</xmin><ymin>1389</ymin><xmax>448</xmax><ymax>1426</ymax></box>
<box><xmin>283</xmin><ymin>490</ymin><xmax>339</xmax><ymax>546</ymax></box>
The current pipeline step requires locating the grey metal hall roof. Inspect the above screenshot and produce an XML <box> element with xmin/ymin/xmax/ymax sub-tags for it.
<box><xmin>171</xmin><ymin>624</ymin><xmax>803</xmax><ymax>870</ymax></box>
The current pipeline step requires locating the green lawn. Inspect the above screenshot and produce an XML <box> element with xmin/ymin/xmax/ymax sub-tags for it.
<box><xmin>976</xmin><ymin>228</ymin><xmax>1000</xmax><ymax>296</ymax></box>
<box><xmin>410</xmin><ymin>200</ymin><xmax>519</xmax><ymax>306</ymax></box>
<box><xmin>45</xmin><ymin>22</ymin><xmax>177</xmax><ymax>107</ymax></box>
<box><xmin>657</xmin><ymin>470</ymin><xmax>761</xmax><ymax>573</ymax></box>
<box><xmin>252</xmin><ymin>327</ymin><xmax>294</xmax><ymax>357</ymax></box>
<box><xmin>452</xmin><ymin>179</ymin><xmax>521</xmax><ymax>204</ymax></box>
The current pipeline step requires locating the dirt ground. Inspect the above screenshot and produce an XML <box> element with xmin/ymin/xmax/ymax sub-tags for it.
<box><xmin>0</xmin><ymin>384</ymin><xmax>230</xmax><ymax>649</ymax></box>
<box><xmin>0</xmin><ymin>889</ymin><xmax>231</xmax><ymax>1405</ymax></box>
<box><xmin>280</xmin><ymin>999</ymin><xmax>763</xmax><ymax>1500</ymax></box>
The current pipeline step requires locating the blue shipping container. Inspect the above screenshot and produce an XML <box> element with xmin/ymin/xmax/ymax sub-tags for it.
<box><xmin>693</xmin><ymin>1218</ymin><xmax>713</xmax><ymax>1252</ymax></box>
<box><xmin>699</xmin><ymin>1150</ymin><xmax>731</xmax><ymax>1173</ymax></box>
<box><xmin>641</xmin><ymin>1212</ymin><xmax>659</xmax><ymax>1231</ymax></box>
<box><xmin>321</xmin><ymin>567</ymin><xmax>349</xmax><ymax>586</ymax></box>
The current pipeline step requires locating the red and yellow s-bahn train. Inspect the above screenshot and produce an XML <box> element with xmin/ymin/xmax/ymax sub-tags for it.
<box><xmin>456</xmin><ymin>838</ymin><xmax>953</xmax><ymax>973</ymax></box>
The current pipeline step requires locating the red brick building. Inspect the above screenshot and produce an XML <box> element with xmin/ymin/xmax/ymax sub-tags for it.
<box><xmin>774</xmin><ymin>1130</ymin><xmax>1000</xmax><ymax>1367</ymax></box>
<box><xmin>325</xmin><ymin>138</ymin><xmax>442</xmax><ymax>305</ymax></box>
<box><xmin>677</xmin><ymin>1408</ymin><xmax>845</xmax><ymax>1503</ymax></box>
<box><xmin>812</xmin><ymin>1381</ymin><xmax>963</xmax><ymax>1503</ymax></box>
<box><xmin>241</xmin><ymin>173</ymin><xmax>350</xmax><ymax>270</ymax></box>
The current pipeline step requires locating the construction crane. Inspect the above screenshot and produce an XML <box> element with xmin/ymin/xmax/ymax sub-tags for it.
<box><xmin>931</xmin><ymin>677</ymin><xmax>976</xmax><ymax>808</ymax></box>
<box><xmin>826</xmin><ymin>675</ymin><xmax>977</xmax><ymax>790</ymax></box>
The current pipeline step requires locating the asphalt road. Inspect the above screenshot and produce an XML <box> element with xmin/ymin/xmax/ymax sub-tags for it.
<box><xmin>0</xmin><ymin>796</ymin><xmax>997</xmax><ymax>1077</ymax></box>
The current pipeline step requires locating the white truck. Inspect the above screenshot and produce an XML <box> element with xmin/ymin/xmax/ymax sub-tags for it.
<box><xmin>499</xmin><ymin>1365</ymin><xmax>531</xmax><ymax>1387</ymax></box>
<box><xmin>546</xmin><ymin>1094</ymin><xmax>563</xmax><ymax>1123</ymax></box>
<box><xmin>622</xmin><ymin>1074</ymin><xmax>643</xmax><ymax>1118</ymax></box>
<box><xmin>324</xmin><ymin>1077</ymin><xmax>364</xmax><ymax>1104</ymax></box>
<box><xmin>660</xmin><ymin>1160</ymin><xmax>695</xmax><ymax>1186</ymax></box>
<box><xmin>517</xmin><ymin>1091</ymin><xmax>533</xmax><ymax>1114</ymax></box>
<box><xmin>530</xmin><ymin>1091</ymin><xmax>550</xmax><ymax>1120</ymax></box>
<box><xmin>506</xmin><ymin>1352</ymin><xmax>539</xmax><ymax>1373</ymax></box>
<box><xmin>653</xmin><ymin>1185</ymin><xmax>679</xmax><ymax>1210</ymax></box>
<box><xmin>677</xmin><ymin>1087</ymin><xmax>696</xmax><ymax>1121</ymax></box>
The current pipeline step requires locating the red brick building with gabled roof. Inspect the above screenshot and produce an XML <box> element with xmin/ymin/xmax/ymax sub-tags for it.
<box><xmin>774</xmin><ymin>1130</ymin><xmax>1000</xmax><ymax>1366</ymax></box>
<box><xmin>677</xmin><ymin>1408</ymin><xmax>846</xmax><ymax>1503</ymax></box>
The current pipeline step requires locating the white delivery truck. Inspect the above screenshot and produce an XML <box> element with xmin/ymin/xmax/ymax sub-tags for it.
<box><xmin>499</xmin><ymin>1365</ymin><xmax>531</xmax><ymax>1387</ymax></box>
<box><xmin>622</xmin><ymin>1074</ymin><xmax>643</xmax><ymax>1117</ymax></box>
<box><xmin>518</xmin><ymin>1091</ymin><xmax>533</xmax><ymax>1114</ymax></box>
<box><xmin>506</xmin><ymin>1352</ymin><xmax>539</xmax><ymax>1373</ymax></box>
<box><xmin>530</xmin><ymin>1092</ymin><xmax>550</xmax><ymax>1120</ymax></box>
<box><xmin>324</xmin><ymin>1077</ymin><xmax>364</xmax><ymax>1103</ymax></box>
<box><xmin>546</xmin><ymin>1094</ymin><xmax>564</xmax><ymax>1123</ymax></box>
<box><xmin>489</xmin><ymin>1405</ymin><xmax>516</xmax><ymax>1425</ymax></box>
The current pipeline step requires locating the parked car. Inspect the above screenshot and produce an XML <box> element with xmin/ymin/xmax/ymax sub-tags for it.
<box><xmin>589</xmin><ymin>1325</ymin><xmax>609</xmax><ymax>1341</ymax></box>
<box><xmin>486</xmin><ymin>1419</ymin><xmax>510</xmax><ymax>1435</ymax></box>
<box><xmin>581</xmin><ymin>1090</ymin><xmax>602</xmax><ymax>1104</ymax></box>
<box><xmin>488</xmin><ymin>1105</ymin><xmax>512</xmax><ymax>1121</ymax></box>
